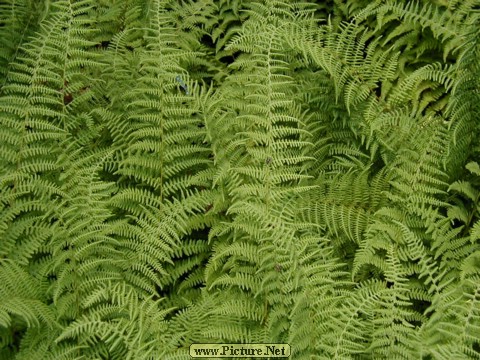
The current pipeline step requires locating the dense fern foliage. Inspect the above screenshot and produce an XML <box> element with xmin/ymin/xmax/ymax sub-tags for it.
<box><xmin>0</xmin><ymin>0</ymin><xmax>479</xmax><ymax>359</ymax></box>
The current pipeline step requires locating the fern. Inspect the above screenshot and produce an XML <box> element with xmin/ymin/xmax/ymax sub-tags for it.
<box><xmin>0</xmin><ymin>0</ymin><xmax>479</xmax><ymax>359</ymax></box>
